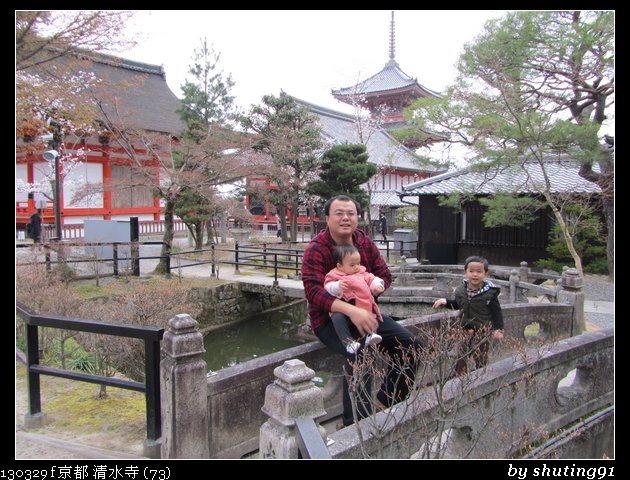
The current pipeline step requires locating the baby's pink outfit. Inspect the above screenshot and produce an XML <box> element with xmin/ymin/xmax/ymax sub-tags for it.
<box><xmin>324</xmin><ymin>266</ymin><xmax>383</xmax><ymax>320</ymax></box>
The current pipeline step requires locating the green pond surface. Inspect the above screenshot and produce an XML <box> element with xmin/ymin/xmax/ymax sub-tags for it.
<box><xmin>202</xmin><ymin>300</ymin><xmax>308</xmax><ymax>371</ymax></box>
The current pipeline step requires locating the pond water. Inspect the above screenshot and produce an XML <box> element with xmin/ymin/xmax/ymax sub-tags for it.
<box><xmin>202</xmin><ymin>300</ymin><xmax>309</xmax><ymax>371</ymax></box>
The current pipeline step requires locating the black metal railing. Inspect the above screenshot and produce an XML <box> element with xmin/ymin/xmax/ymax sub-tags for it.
<box><xmin>231</xmin><ymin>243</ymin><xmax>303</xmax><ymax>281</ymax></box>
<box><xmin>16</xmin><ymin>301</ymin><xmax>164</xmax><ymax>447</ymax></box>
<box><xmin>18</xmin><ymin>238</ymin><xmax>419</xmax><ymax>281</ymax></box>
<box><xmin>16</xmin><ymin>240</ymin><xmax>169</xmax><ymax>277</ymax></box>
<box><xmin>168</xmin><ymin>242</ymin><xmax>305</xmax><ymax>282</ymax></box>
<box><xmin>381</xmin><ymin>239</ymin><xmax>419</xmax><ymax>261</ymax></box>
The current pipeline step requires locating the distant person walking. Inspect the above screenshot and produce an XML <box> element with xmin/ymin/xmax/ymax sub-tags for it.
<box><xmin>276</xmin><ymin>214</ymin><xmax>282</xmax><ymax>238</ymax></box>
<box><xmin>28</xmin><ymin>209</ymin><xmax>42</xmax><ymax>243</ymax></box>
<box><xmin>379</xmin><ymin>213</ymin><xmax>388</xmax><ymax>244</ymax></box>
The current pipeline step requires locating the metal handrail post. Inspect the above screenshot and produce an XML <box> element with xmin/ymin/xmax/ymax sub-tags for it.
<box><xmin>263</xmin><ymin>243</ymin><xmax>268</xmax><ymax>268</ymax></box>
<box><xmin>211</xmin><ymin>244</ymin><xmax>216</xmax><ymax>277</ymax></box>
<box><xmin>144</xmin><ymin>337</ymin><xmax>162</xmax><ymax>442</ymax></box>
<box><xmin>113</xmin><ymin>243</ymin><xmax>119</xmax><ymax>276</ymax></box>
<box><xmin>25</xmin><ymin>324</ymin><xmax>42</xmax><ymax>416</ymax></box>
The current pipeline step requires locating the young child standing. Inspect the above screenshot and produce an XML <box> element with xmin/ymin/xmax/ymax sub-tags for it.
<box><xmin>325</xmin><ymin>244</ymin><xmax>385</xmax><ymax>354</ymax></box>
<box><xmin>432</xmin><ymin>255</ymin><xmax>504</xmax><ymax>374</ymax></box>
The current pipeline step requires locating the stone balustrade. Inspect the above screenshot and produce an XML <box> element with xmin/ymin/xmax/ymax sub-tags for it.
<box><xmin>159</xmin><ymin>275</ymin><xmax>589</xmax><ymax>458</ymax></box>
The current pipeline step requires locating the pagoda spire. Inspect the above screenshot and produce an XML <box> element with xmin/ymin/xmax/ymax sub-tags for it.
<box><xmin>389</xmin><ymin>11</ymin><xmax>396</xmax><ymax>62</ymax></box>
<box><xmin>331</xmin><ymin>9</ymin><xmax>441</xmax><ymax>143</ymax></box>
<box><xmin>385</xmin><ymin>11</ymin><xmax>399</xmax><ymax>67</ymax></box>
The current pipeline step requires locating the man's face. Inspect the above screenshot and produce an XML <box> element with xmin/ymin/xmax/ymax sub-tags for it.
<box><xmin>326</xmin><ymin>200</ymin><xmax>358</xmax><ymax>238</ymax></box>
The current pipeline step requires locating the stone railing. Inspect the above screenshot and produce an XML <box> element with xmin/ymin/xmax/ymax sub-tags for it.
<box><xmin>255</xmin><ymin>328</ymin><xmax>613</xmax><ymax>459</ymax></box>
<box><xmin>390</xmin><ymin>260</ymin><xmax>561</xmax><ymax>285</ymax></box>
<box><xmin>382</xmin><ymin>265</ymin><xmax>584</xmax><ymax>332</ymax></box>
<box><xmin>323</xmin><ymin>327</ymin><xmax>613</xmax><ymax>459</ymax></box>
<box><xmin>389</xmin><ymin>260</ymin><xmax>564</xmax><ymax>302</ymax></box>
<box><xmin>159</xmin><ymin>295</ymin><xmax>583</xmax><ymax>458</ymax></box>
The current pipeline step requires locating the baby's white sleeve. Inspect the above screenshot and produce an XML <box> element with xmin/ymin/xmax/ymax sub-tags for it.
<box><xmin>370</xmin><ymin>277</ymin><xmax>385</xmax><ymax>290</ymax></box>
<box><xmin>325</xmin><ymin>280</ymin><xmax>343</xmax><ymax>297</ymax></box>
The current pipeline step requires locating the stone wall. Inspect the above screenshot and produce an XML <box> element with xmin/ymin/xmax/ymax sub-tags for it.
<box><xmin>205</xmin><ymin>342</ymin><xmax>344</xmax><ymax>458</ymax></box>
<box><xmin>188</xmin><ymin>283</ymin><xmax>291</xmax><ymax>328</ymax></box>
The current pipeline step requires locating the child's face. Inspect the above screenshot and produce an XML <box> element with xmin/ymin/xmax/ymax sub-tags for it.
<box><xmin>464</xmin><ymin>261</ymin><xmax>488</xmax><ymax>289</ymax></box>
<box><xmin>338</xmin><ymin>251</ymin><xmax>362</xmax><ymax>275</ymax></box>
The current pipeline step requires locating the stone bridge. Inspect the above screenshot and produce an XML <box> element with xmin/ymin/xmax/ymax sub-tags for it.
<box><xmin>158</xmin><ymin>268</ymin><xmax>613</xmax><ymax>458</ymax></box>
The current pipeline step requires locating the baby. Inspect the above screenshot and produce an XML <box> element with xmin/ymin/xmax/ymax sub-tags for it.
<box><xmin>325</xmin><ymin>244</ymin><xmax>384</xmax><ymax>354</ymax></box>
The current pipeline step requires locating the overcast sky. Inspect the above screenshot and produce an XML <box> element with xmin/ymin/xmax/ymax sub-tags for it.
<box><xmin>121</xmin><ymin>10</ymin><xmax>508</xmax><ymax>115</ymax></box>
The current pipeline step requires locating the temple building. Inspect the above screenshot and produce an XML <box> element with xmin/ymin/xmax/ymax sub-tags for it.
<box><xmin>17</xmin><ymin>13</ymin><xmax>445</xmax><ymax>238</ymax></box>
<box><xmin>16</xmin><ymin>50</ymin><xmax>184</xmax><ymax>237</ymax></box>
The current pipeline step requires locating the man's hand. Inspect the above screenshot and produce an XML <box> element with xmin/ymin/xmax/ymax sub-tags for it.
<box><xmin>348</xmin><ymin>307</ymin><xmax>379</xmax><ymax>336</ymax></box>
<box><xmin>331</xmin><ymin>299</ymin><xmax>378</xmax><ymax>336</ymax></box>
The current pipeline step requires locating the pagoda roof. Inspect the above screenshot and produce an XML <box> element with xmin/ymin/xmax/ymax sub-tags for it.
<box><xmin>332</xmin><ymin>60</ymin><xmax>441</xmax><ymax>100</ymax></box>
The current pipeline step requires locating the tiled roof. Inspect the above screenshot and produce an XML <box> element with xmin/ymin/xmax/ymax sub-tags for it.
<box><xmin>36</xmin><ymin>50</ymin><xmax>185</xmax><ymax>136</ymax></box>
<box><xmin>331</xmin><ymin>61</ymin><xmax>440</xmax><ymax>98</ymax></box>
<box><xmin>400</xmin><ymin>159</ymin><xmax>602</xmax><ymax>196</ymax></box>
<box><xmin>371</xmin><ymin>190</ymin><xmax>418</xmax><ymax>206</ymax></box>
<box><xmin>294</xmin><ymin>97</ymin><xmax>441</xmax><ymax>174</ymax></box>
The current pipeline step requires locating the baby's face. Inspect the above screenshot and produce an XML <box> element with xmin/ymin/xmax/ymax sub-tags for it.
<box><xmin>338</xmin><ymin>251</ymin><xmax>362</xmax><ymax>275</ymax></box>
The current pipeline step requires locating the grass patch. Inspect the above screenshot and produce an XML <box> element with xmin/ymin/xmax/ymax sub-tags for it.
<box><xmin>45</xmin><ymin>381</ymin><xmax>145</xmax><ymax>432</ymax></box>
<box><xmin>16</xmin><ymin>362</ymin><xmax>146</xmax><ymax>446</ymax></box>
<box><xmin>73</xmin><ymin>283</ymin><xmax>120</xmax><ymax>299</ymax></box>
<box><xmin>253</xmin><ymin>267</ymin><xmax>300</xmax><ymax>276</ymax></box>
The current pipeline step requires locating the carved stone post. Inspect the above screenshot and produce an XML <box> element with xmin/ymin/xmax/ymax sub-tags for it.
<box><xmin>160</xmin><ymin>314</ymin><xmax>209</xmax><ymax>458</ymax></box>
<box><xmin>519</xmin><ymin>261</ymin><xmax>530</xmax><ymax>283</ymax></box>
<box><xmin>509</xmin><ymin>269</ymin><xmax>519</xmax><ymax>303</ymax></box>
<box><xmin>259</xmin><ymin>359</ymin><xmax>327</xmax><ymax>459</ymax></box>
<box><xmin>432</xmin><ymin>274</ymin><xmax>452</xmax><ymax>297</ymax></box>
<box><xmin>397</xmin><ymin>256</ymin><xmax>409</xmax><ymax>286</ymax></box>
<box><xmin>557</xmin><ymin>268</ymin><xmax>585</xmax><ymax>336</ymax></box>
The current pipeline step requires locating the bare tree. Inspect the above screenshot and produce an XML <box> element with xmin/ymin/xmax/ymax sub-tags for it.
<box><xmin>16</xmin><ymin>11</ymin><xmax>136</xmax><ymax>71</ymax></box>
<box><xmin>16</xmin><ymin>258</ymin><xmax>83</xmax><ymax>369</ymax></box>
<box><xmin>344</xmin><ymin>315</ymin><xmax>560</xmax><ymax>458</ymax></box>
<box><xmin>78</xmin><ymin>280</ymin><xmax>203</xmax><ymax>383</ymax></box>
